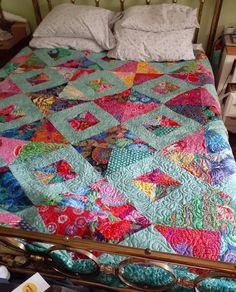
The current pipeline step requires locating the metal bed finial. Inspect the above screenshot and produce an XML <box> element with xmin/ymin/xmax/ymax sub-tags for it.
<box><xmin>120</xmin><ymin>0</ymin><xmax>125</xmax><ymax>11</ymax></box>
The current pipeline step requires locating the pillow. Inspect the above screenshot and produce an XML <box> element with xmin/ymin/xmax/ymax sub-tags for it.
<box><xmin>108</xmin><ymin>22</ymin><xmax>195</xmax><ymax>62</ymax></box>
<box><xmin>120</xmin><ymin>4</ymin><xmax>199</xmax><ymax>33</ymax></box>
<box><xmin>33</xmin><ymin>4</ymin><xmax>116</xmax><ymax>50</ymax></box>
<box><xmin>30</xmin><ymin>37</ymin><xmax>103</xmax><ymax>52</ymax></box>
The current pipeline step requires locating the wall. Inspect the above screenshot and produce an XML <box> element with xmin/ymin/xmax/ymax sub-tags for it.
<box><xmin>2</xmin><ymin>0</ymin><xmax>236</xmax><ymax>49</ymax></box>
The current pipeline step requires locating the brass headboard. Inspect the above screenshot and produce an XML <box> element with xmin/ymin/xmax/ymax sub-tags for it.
<box><xmin>31</xmin><ymin>0</ymin><xmax>223</xmax><ymax>57</ymax></box>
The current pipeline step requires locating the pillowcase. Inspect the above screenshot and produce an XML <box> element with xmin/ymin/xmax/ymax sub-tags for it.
<box><xmin>33</xmin><ymin>4</ymin><xmax>116</xmax><ymax>50</ymax></box>
<box><xmin>30</xmin><ymin>37</ymin><xmax>104</xmax><ymax>52</ymax></box>
<box><xmin>108</xmin><ymin>22</ymin><xmax>195</xmax><ymax>62</ymax></box>
<box><xmin>120</xmin><ymin>4</ymin><xmax>199</xmax><ymax>33</ymax></box>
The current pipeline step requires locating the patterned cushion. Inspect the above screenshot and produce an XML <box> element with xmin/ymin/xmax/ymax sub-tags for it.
<box><xmin>33</xmin><ymin>4</ymin><xmax>116</xmax><ymax>50</ymax></box>
<box><xmin>108</xmin><ymin>21</ymin><xmax>195</xmax><ymax>61</ymax></box>
<box><xmin>120</xmin><ymin>4</ymin><xmax>199</xmax><ymax>32</ymax></box>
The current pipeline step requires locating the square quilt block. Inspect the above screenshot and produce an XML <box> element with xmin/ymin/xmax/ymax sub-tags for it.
<box><xmin>66</xmin><ymin>71</ymin><xmax>128</xmax><ymax>100</ymax></box>
<box><xmin>34</xmin><ymin>48</ymin><xmax>83</xmax><ymax>67</ymax></box>
<box><xmin>108</xmin><ymin>152</ymin><xmax>211</xmax><ymax>224</ymax></box>
<box><xmin>125</xmin><ymin>105</ymin><xmax>199</xmax><ymax>152</ymax></box>
<box><xmin>134</xmin><ymin>75</ymin><xmax>196</xmax><ymax>103</ymax></box>
<box><xmin>0</xmin><ymin>94</ymin><xmax>43</xmax><ymax>132</ymax></box>
<box><xmin>49</xmin><ymin>103</ymin><xmax>118</xmax><ymax>144</ymax></box>
<box><xmin>11</xmin><ymin>68</ymin><xmax>66</xmax><ymax>93</ymax></box>
<box><xmin>9</xmin><ymin>146</ymin><xmax>101</xmax><ymax>204</ymax></box>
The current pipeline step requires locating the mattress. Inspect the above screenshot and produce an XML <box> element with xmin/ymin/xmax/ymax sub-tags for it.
<box><xmin>0</xmin><ymin>47</ymin><xmax>236</xmax><ymax>290</ymax></box>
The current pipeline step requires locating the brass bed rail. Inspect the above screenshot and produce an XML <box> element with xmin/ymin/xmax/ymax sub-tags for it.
<box><xmin>0</xmin><ymin>226</ymin><xmax>236</xmax><ymax>291</ymax></box>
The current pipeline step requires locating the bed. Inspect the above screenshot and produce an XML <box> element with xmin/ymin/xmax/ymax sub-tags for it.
<box><xmin>1</xmin><ymin>0</ymin><xmax>236</xmax><ymax>291</ymax></box>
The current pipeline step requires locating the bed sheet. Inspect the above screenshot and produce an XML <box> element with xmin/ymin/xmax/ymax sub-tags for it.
<box><xmin>0</xmin><ymin>47</ymin><xmax>236</xmax><ymax>290</ymax></box>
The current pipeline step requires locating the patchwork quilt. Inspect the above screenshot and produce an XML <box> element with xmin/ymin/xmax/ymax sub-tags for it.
<box><xmin>0</xmin><ymin>47</ymin><xmax>236</xmax><ymax>289</ymax></box>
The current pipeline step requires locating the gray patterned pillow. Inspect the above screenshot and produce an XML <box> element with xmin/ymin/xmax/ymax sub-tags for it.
<box><xmin>120</xmin><ymin>4</ymin><xmax>199</xmax><ymax>33</ymax></box>
<box><xmin>108</xmin><ymin>21</ymin><xmax>195</xmax><ymax>62</ymax></box>
<box><xmin>33</xmin><ymin>4</ymin><xmax>116</xmax><ymax>50</ymax></box>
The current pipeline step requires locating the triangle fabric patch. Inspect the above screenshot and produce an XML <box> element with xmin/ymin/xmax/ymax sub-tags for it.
<box><xmin>0</xmin><ymin>167</ymin><xmax>33</xmax><ymax>212</ymax></box>
<box><xmin>133</xmin><ymin>168</ymin><xmax>181</xmax><ymax>201</ymax></box>
<box><xmin>113</xmin><ymin>61</ymin><xmax>138</xmax><ymax>73</ymax></box>
<box><xmin>50</xmin><ymin>98</ymin><xmax>88</xmax><ymax>112</ymax></box>
<box><xmin>29</xmin><ymin>84</ymin><xmax>66</xmax><ymax>116</ymax></box>
<box><xmin>134</xmin><ymin>73</ymin><xmax>163</xmax><ymax>85</ymax></box>
<box><xmin>155</xmin><ymin>225</ymin><xmax>220</xmax><ymax>260</ymax></box>
<box><xmin>166</xmin><ymin>87</ymin><xmax>219</xmax><ymax>107</ymax></box>
<box><xmin>21</xmin><ymin>54</ymin><xmax>46</xmax><ymax>69</ymax></box>
<box><xmin>112</xmin><ymin>71</ymin><xmax>135</xmax><ymax>87</ymax></box>
<box><xmin>170</xmin><ymin>73</ymin><xmax>214</xmax><ymax>86</ymax></box>
<box><xmin>0</xmin><ymin>137</ymin><xmax>28</xmax><ymax>164</ymax></box>
<box><xmin>0</xmin><ymin>79</ymin><xmax>21</xmax><ymax>99</ymax></box>
<box><xmin>163</xmin><ymin>128</ymin><xmax>207</xmax><ymax>154</ymax></box>
<box><xmin>0</xmin><ymin>120</ymin><xmax>43</xmax><ymax>141</ymax></box>
<box><xmin>17</xmin><ymin>142</ymin><xmax>66</xmax><ymax>162</ymax></box>
<box><xmin>106</xmin><ymin>148</ymin><xmax>151</xmax><ymax>175</ymax></box>
<box><xmin>30</xmin><ymin>119</ymin><xmax>69</xmax><ymax>144</ymax></box>
<box><xmin>137</xmin><ymin>62</ymin><xmax>163</xmax><ymax>74</ymax></box>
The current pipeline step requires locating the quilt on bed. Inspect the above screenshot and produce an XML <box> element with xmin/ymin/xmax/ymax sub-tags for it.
<box><xmin>0</xmin><ymin>47</ymin><xmax>236</xmax><ymax>289</ymax></box>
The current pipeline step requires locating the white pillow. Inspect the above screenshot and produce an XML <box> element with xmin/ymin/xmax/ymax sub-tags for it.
<box><xmin>33</xmin><ymin>4</ymin><xmax>116</xmax><ymax>50</ymax></box>
<box><xmin>30</xmin><ymin>37</ymin><xmax>103</xmax><ymax>52</ymax></box>
<box><xmin>120</xmin><ymin>4</ymin><xmax>199</xmax><ymax>33</ymax></box>
<box><xmin>108</xmin><ymin>22</ymin><xmax>195</xmax><ymax>62</ymax></box>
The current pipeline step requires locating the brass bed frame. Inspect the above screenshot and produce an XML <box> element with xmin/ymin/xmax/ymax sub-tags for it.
<box><xmin>1</xmin><ymin>1</ymin><xmax>234</xmax><ymax>291</ymax></box>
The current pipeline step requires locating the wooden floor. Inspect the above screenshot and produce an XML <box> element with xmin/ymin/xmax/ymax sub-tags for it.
<box><xmin>229</xmin><ymin>131</ymin><xmax>236</xmax><ymax>159</ymax></box>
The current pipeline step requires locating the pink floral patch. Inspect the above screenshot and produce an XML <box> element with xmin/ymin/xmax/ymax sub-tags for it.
<box><xmin>34</xmin><ymin>160</ymin><xmax>77</xmax><ymax>185</ymax></box>
<box><xmin>69</xmin><ymin>111</ymin><xmax>99</xmax><ymax>131</ymax></box>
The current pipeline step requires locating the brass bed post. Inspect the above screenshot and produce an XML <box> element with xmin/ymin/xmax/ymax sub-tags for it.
<box><xmin>120</xmin><ymin>0</ymin><xmax>125</xmax><ymax>11</ymax></box>
<box><xmin>46</xmin><ymin>0</ymin><xmax>53</xmax><ymax>11</ymax></box>
<box><xmin>206</xmin><ymin>0</ymin><xmax>223</xmax><ymax>58</ymax></box>
<box><xmin>32</xmin><ymin>0</ymin><xmax>42</xmax><ymax>25</ymax></box>
<box><xmin>194</xmin><ymin>0</ymin><xmax>205</xmax><ymax>43</ymax></box>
